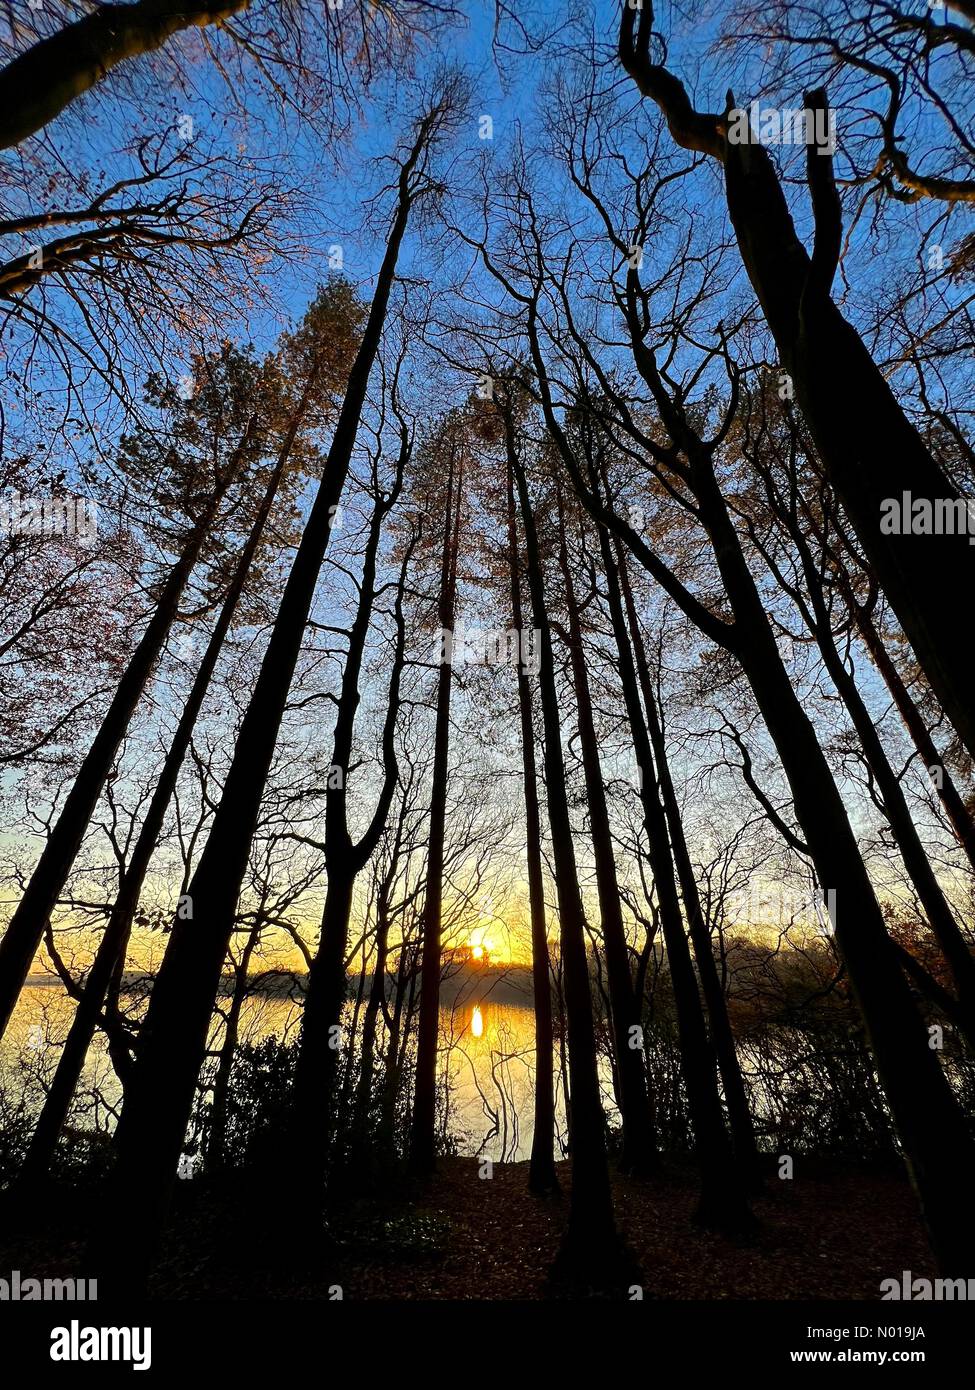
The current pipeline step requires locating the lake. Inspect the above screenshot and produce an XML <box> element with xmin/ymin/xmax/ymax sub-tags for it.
<box><xmin>3</xmin><ymin>983</ymin><xmax>588</xmax><ymax>1163</ymax></box>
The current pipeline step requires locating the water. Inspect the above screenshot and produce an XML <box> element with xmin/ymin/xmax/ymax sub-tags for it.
<box><xmin>3</xmin><ymin>984</ymin><xmax>577</xmax><ymax>1164</ymax></box>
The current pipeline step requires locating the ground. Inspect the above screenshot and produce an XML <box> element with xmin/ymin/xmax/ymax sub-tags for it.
<box><xmin>0</xmin><ymin>1157</ymin><xmax>933</xmax><ymax>1300</ymax></box>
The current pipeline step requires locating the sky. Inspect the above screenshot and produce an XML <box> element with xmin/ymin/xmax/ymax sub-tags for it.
<box><xmin>2</xmin><ymin>0</ymin><xmax>972</xmax><ymax>982</ymax></box>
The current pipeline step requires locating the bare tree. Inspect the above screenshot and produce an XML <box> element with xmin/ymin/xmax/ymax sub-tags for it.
<box><xmin>619</xmin><ymin>2</ymin><xmax>975</xmax><ymax>762</ymax></box>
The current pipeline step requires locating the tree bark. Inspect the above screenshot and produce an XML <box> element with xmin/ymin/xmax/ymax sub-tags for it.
<box><xmin>90</xmin><ymin>119</ymin><xmax>432</xmax><ymax>1291</ymax></box>
<box><xmin>409</xmin><ymin>442</ymin><xmax>462</xmax><ymax>1176</ymax></box>
<box><xmin>0</xmin><ymin>0</ymin><xmax>252</xmax><ymax>149</ymax></box>
<box><xmin>504</xmin><ymin>439</ymin><xmax>559</xmax><ymax>1195</ymax></box>
<box><xmin>15</xmin><ymin>433</ymin><xmax>289</xmax><ymax>1186</ymax></box>
<box><xmin>0</xmin><ymin>434</ymin><xmax>250</xmax><ymax>1041</ymax></box>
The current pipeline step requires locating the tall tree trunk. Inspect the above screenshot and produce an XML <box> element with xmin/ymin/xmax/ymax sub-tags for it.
<box><xmin>15</xmin><ymin>437</ymin><xmax>289</xmax><ymax>1186</ymax></box>
<box><xmin>287</xmin><ymin>456</ymin><xmax>409</xmax><ymax>1201</ymax></box>
<box><xmin>351</xmin><ymin>886</ymin><xmax>394</xmax><ymax>1149</ymax></box>
<box><xmin>0</xmin><ymin>434</ymin><xmax>251</xmax><ymax>1040</ymax></box>
<box><xmin>205</xmin><ymin>915</ymin><xmax>261</xmax><ymax>1172</ymax></box>
<box><xmin>843</xmin><ymin>581</ymin><xmax>975</xmax><ymax>874</ymax></box>
<box><xmin>528</xmin><ymin>291</ymin><xmax>975</xmax><ymax>1275</ymax></box>
<box><xmin>506</xmin><ymin>413</ymin><xmax>618</xmax><ymax>1269</ymax></box>
<box><xmin>378</xmin><ymin>948</ymin><xmax>413</xmax><ymax>1154</ymax></box>
<box><xmin>767</xmin><ymin>499</ymin><xmax>975</xmax><ymax>1042</ymax></box>
<box><xmin>90</xmin><ymin>121</ymin><xmax>432</xmax><ymax>1290</ymax></box>
<box><xmin>504</xmin><ymin>448</ymin><xmax>559</xmax><ymax>1195</ymax></box>
<box><xmin>0</xmin><ymin>0</ymin><xmax>252</xmax><ymax>149</ymax></box>
<box><xmin>619</xmin><ymin>5</ymin><xmax>975</xmax><ymax>762</ymax></box>
<box><xmin>554</xmin><ymin>488</ymin><xmax>658</xmax><ymax>1178</ymax></box>
<box><xmin>563</xmin><ymin>479</ymin><xmax>749</xmax><ymax>1226</ymax></box>
<box><xmin>683</xmin><ymin>449</ymin><xmax>975</xmax><ymax>1275</ymax></box>
<box><xmin>613</xmin><ymin>539</ymin><xmax>762</xmax><ymax>1190</ymax></box>
<box><xmin>289</xmin><ymin>869</ymin><xmax>357</xmax><ymax>1186</ymax></box>
<box><xmin>409</xmin><ymin>444</ymin><xmax>462</xmax><ymax>1175</ymax></box>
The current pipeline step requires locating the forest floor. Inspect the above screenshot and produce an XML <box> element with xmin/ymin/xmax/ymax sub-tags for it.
<box><xmin>0</xmin><ymin>1156</ymin><xmax>933</xmax><ymax>1300</ymax></box>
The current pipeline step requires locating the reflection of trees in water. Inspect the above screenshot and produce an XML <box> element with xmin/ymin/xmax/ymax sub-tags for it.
<box><xmin>455</xmin><ymin>1011</ymin><xmax>532</xmax><ymax>1163</ymax></box>
<box><xmin>8</xmin><ymin>970</ymin><xmax>975</xmax><ymax>1177</ymax></box>
<box><xmin>434</xmin><ymin>962</ymin><xmax>550</xmax><ymax>1163</ymax></box>
<box><xmin>440</xmin><ymin>979</ymin><xmax>572</xmax><ymax>1164</ymax></box>
<box><xmin>443</xmin><ymin>971</ymin><xmax>532</xmax><ymax>1162</ymax></box>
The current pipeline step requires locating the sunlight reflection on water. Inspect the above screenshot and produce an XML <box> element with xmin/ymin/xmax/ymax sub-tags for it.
<box><xmin>5</xmin><ymin>986</ymin><xmax>588</xmax><ymax>1163</ymax></box>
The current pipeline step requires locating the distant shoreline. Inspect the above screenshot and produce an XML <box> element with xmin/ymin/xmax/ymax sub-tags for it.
<box><xmin>24</xmin><ymin>961</ymin><xmax>537</xmax><ymax>1007</ymax></box>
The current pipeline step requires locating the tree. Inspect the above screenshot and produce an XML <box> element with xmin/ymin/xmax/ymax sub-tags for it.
<box><xmin>542</xmin><ymin>262</ymin><xmax>975</xmax><ymax>1275</ymax></box>
<box><xmin>613</xmin><ymin>536</ymin><xmax>762</xmax><ymax>1190</ymax></box>
<box><xmin>0</xmin><ymin>1</ymin><xmax>444</xmax><ymax>150</ymax></box>
<box><xmin>551</xmin><ymin>474</ymin><xmax>659</xmax><ymax>1178</ymax></box>
<box><xmin>0</xmin><ymin>1</ymin><xmax>253</xmax><ymax>149</ymax></box>
<box><xmin>409</xmin><ymin>414</ymin><xmax>465</xmax><ymax>1176</ymax></box>
<box><xmin>0</xmin><ymin>346</ymin><xmax>265</xmax><ymax>1038</ymax></box>
<box><xmin>90</xmin><ymin>95</ymin><xmax>458</xmax><ymax>1290</ymax></box>
<box><xmin>0</xmin><ymin>129</ymin><xmax>294</xmax><ymax>422</ymax></box>
<box><xmin>500</xmin><ymin>402</ymin><xmax>559</xmax><ymax>1195</ymax></box>
<box><xmin>10</xmin><ymin>281</ymin><xmax>366</xmax><ymax>1185</ymax></box>
<box><xmin>287</xmin><ymin>415</ymin><xmax>414</xmax><ymax>1202</ymax></box>
<box><xmin>618</xmin><ymin>2</ymin><xmax>975</xmax><ymax>763</ymax></box>
<box><xmin>504</xmin><ymin>394</ymin><xmax>620</xmax><ymax>1276</ymax></box>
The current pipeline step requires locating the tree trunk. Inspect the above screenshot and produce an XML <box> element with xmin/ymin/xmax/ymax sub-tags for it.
<box><xmin>0</xmin><ymin>0</ymin><xmax>252</xmax><ymax>149</ymax></box>
<box><xmin>507</xmin><ymin>421</ymin><xmax>618</xmax><ymax>1269</ymax></box>
<box><xmin>289</xmin><ymin>868</ymin><xmax>357</xmax><ymax>1192</ymax></box>
<box><xmin>614</xmin><ymin>540</ymin><xmax>762</xmax><ymax>1190</ymax></box>
<box><xmin>565</xmin><ymin>482</ymin><xmax>749</xmax><ymax>1228</ymax></box>
<box><xmin>504</xmin><ymin>446</ymin><xmax>559</xmax><ymax>1195</ymax></box>
<box><xmin>378</xmin><ymin>948</ymin><xmax>412</xmax><ymax>1154</ymax></box>
<box><xmin>0</xmin><ymin>436</ymin><xmax>249</xmax><ymax>1041</ymax></box>
<box><xmin>15</xmin><ymin>437</ymin><xmax>288</xmax><ymax>1185</ymax></box>
<box><xmin>351</xmin><ymin>896</ymin><xmax>392</xmax><ymax>1147</ymax></box>
<box><xmin>288</xmin><ymin>459</ymin><xmax>409</xmax><ymax>1200</ymax></box>
<box><xmin>206</xmin><ymin>918</ymin><xmax>261</xmax><ymax>1171</ymax></box>
<box><xmin>685</xmin><ymin>447</ymin><xmax>975</xmax><ymax>1276</ymax></box>
<box><xmin>774</xmin><ymin>504</ymin><xmax>975</xmax><ymax>1042</ymax></box>
<box><xmin>90</xmin><ymin>124</ymin><xmax>429</xmax><ymax>1291</ymax></box>
<box><xmin>845</xmin><ymin>584</ymin><xmax>975</xmax><ymax>874</ymax></box>
<box><xmin>554</xmin><ymin>487</ymin><xmax>658</xmax><ymax>1178</ymax></box>
<box><xmin>529</xmin><ymin>285</ymin><xmax>975</xmax><ymax>1274</ymax></box>
<box><xmin>409</xmin><ymin>444</ymin><xmax>462</xmax><ymax>1175</ymax></box>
